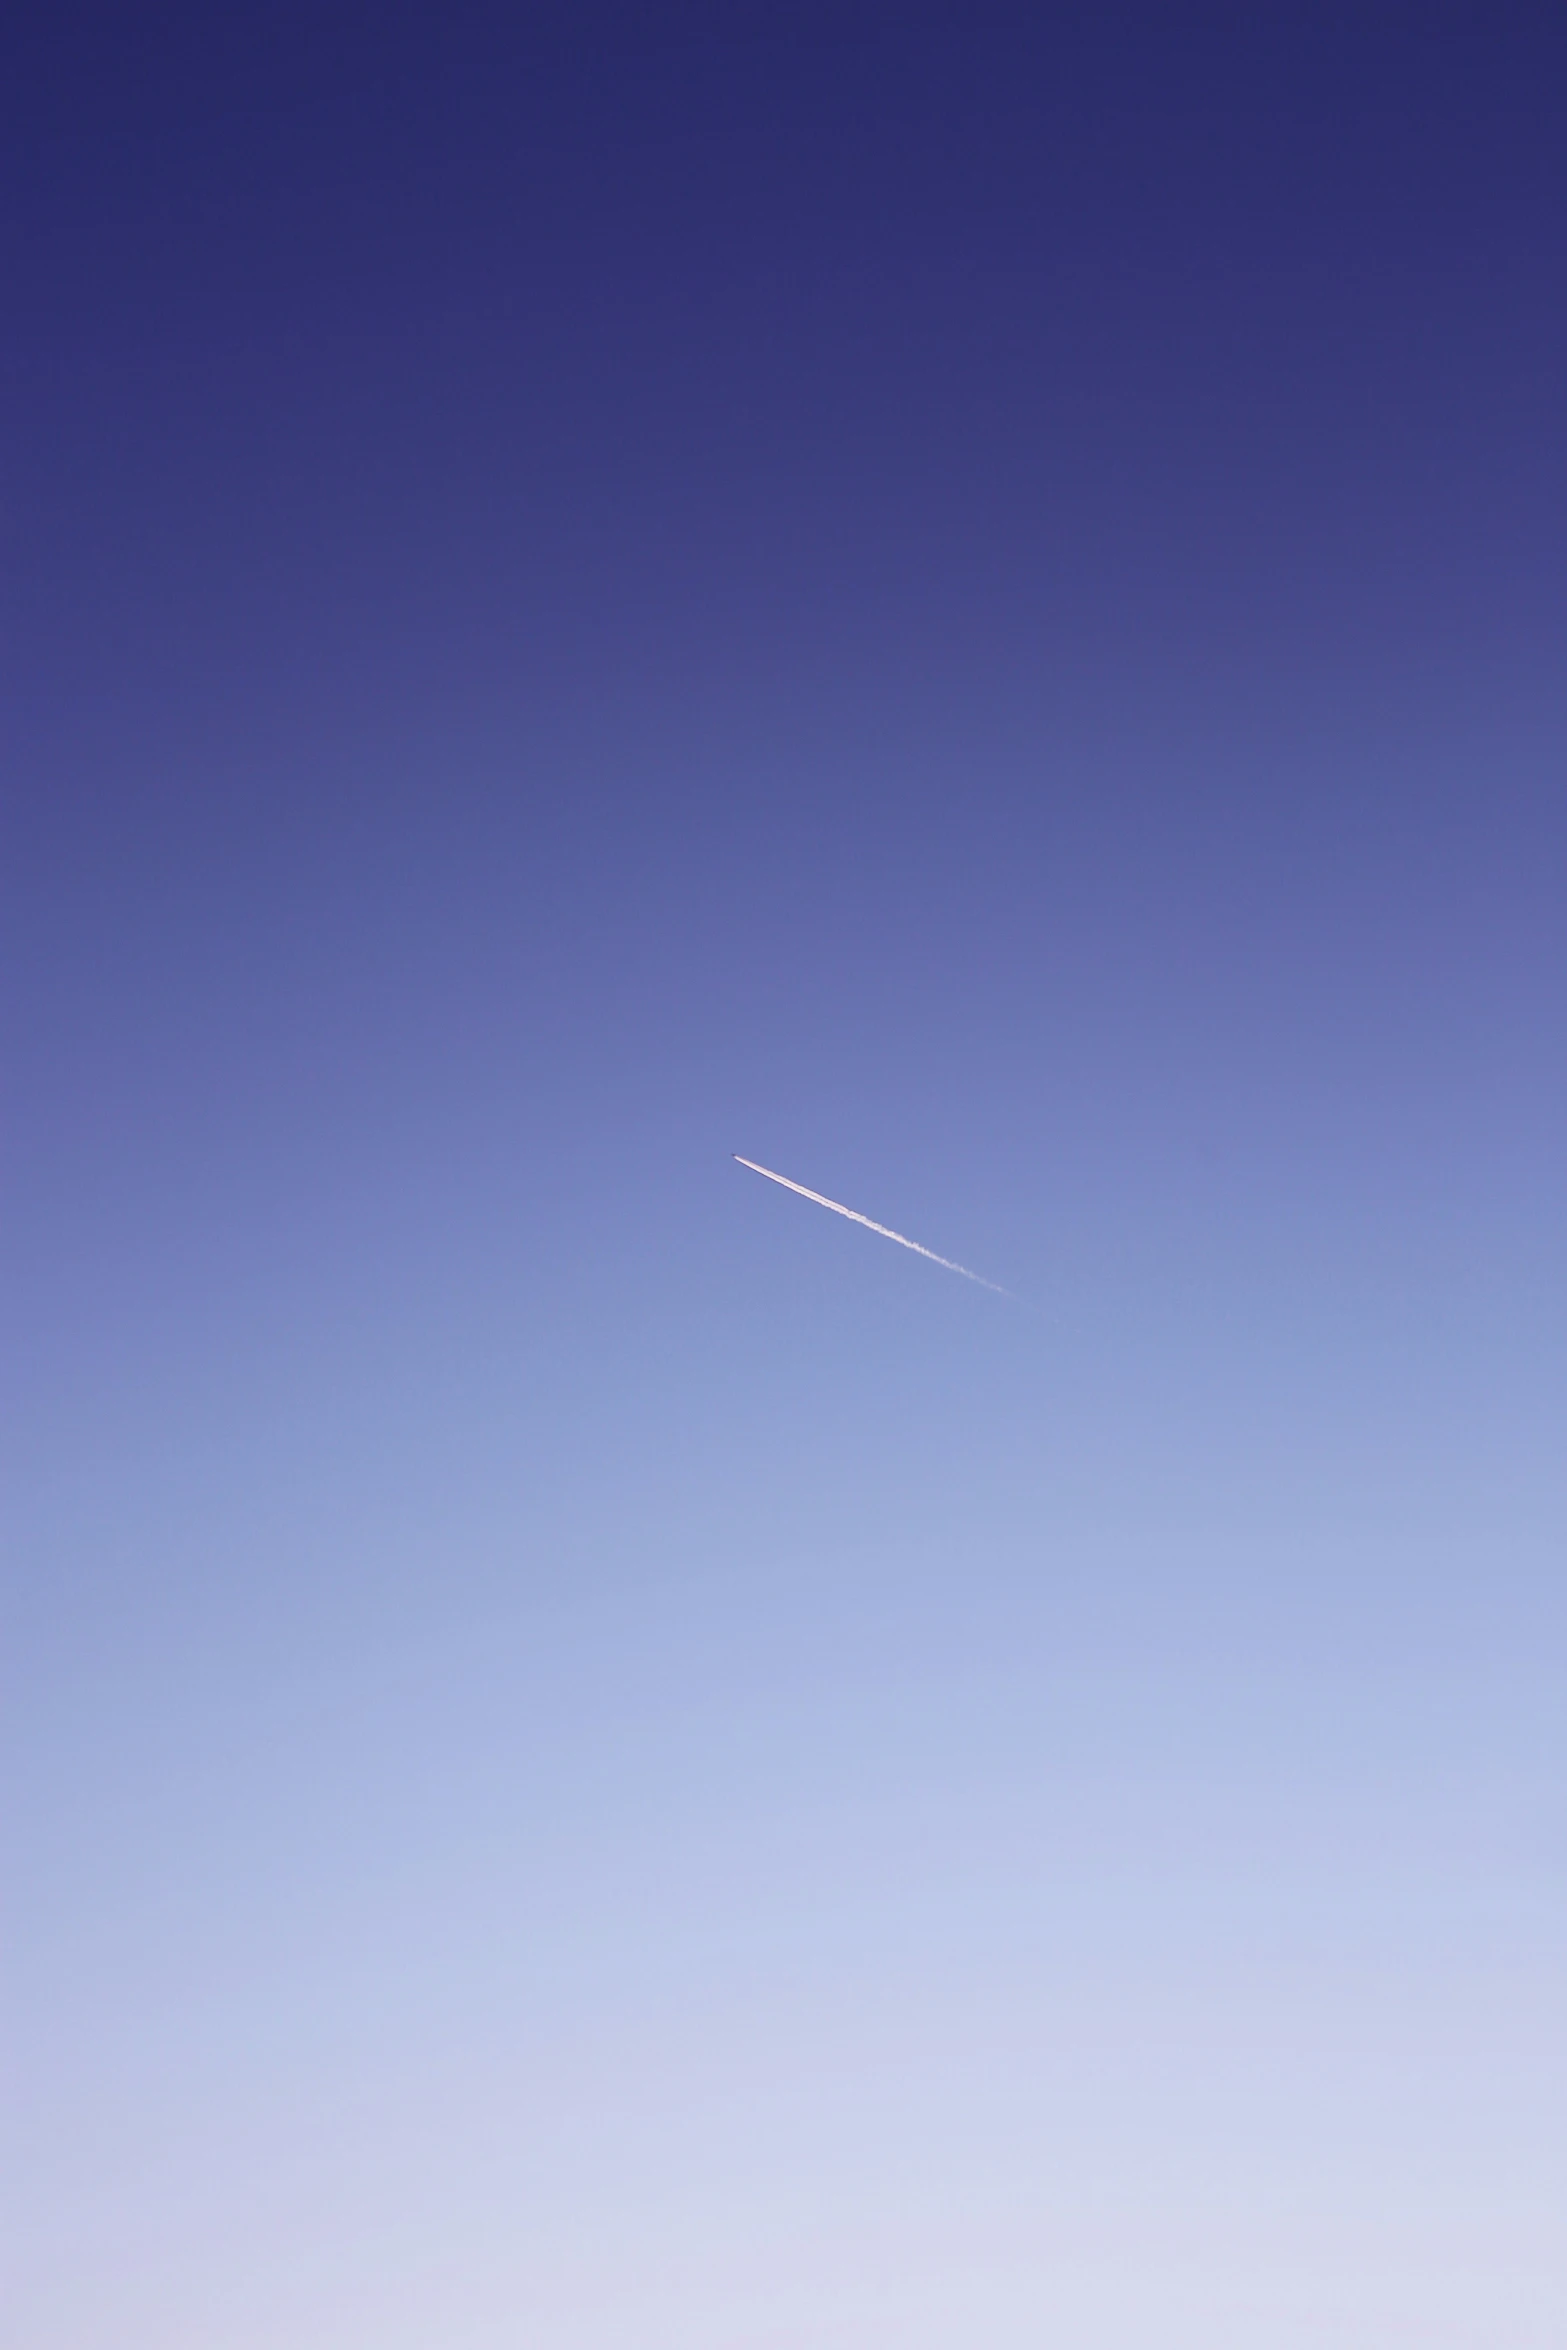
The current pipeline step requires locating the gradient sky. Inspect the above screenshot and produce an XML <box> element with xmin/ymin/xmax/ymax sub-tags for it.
<box><xmin>5</xmin><ymin>7</ymin><xmax>1565</xmax><ymax>2345</ymax></box>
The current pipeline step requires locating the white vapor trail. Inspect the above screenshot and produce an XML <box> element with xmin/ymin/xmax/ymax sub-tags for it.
<box><xmin>733</xmin><ymin>1156</ymin><xmax>1009</xmax><ymax>1295</ymax></box>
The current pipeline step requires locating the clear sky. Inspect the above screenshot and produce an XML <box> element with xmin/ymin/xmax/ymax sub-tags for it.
<box><xmin>5</xmin><ymin>7</ymin><xmax>1564</xmax><ymax>2345</ymax></box>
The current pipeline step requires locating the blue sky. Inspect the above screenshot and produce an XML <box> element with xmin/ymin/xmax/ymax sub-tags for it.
<box><xmin>6</xmin><ymin>7</ymin><xmax>1565</xmax><ymax>2343</ymax></box>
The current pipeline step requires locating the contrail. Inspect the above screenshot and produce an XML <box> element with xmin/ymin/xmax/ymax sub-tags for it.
<box><xmin>733</xmin><ymin>1156</ymin><xmax>1009</xmax><ymax>1295</ymax></box>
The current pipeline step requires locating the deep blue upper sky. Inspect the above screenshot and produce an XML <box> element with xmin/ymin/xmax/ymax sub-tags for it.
<box><xmin>6</xmin><ymin>9</ymin><xmax>1565</xmax><ymax>2346</ymax></box>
